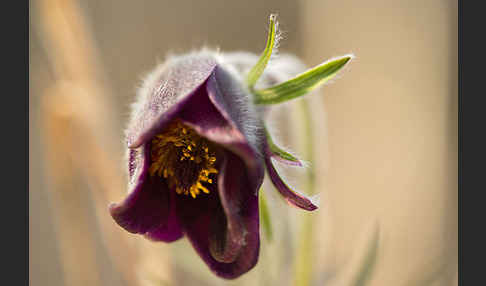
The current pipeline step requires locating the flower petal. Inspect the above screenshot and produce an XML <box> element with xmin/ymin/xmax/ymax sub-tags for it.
<box><xmin>109</xmin><ymin>177</ymin><xmax>170</xmax><ymax>234</ymax></box>
<box><xmin>127</xmin><ymin>52</ymin><xmax>218</xmax><ymax>148</ymax></box>
<box><xmin>181</xmin><ymin>188</ymin><xmax>260</xmax><ymax>279</ymax></box>
<box><xmin>209</xmin><ymin>151</ymin><xmax>260</xmax><ymax>263</ymax></box>
<box><xmin>110</xmin><ymin>145</ymin><xmax>183</xmax><ymax>239</ymax></box>
<box><xmin>207</xmin><ymin>207</ymin><xmax>243</xmax><ymax>264</ymax></box>
<box><xmin>171</xmin><ymin>150</ymin><xmax>260</xmax><ymax>279</ymax></box>
<box><xmin>205</xmin><ymin>66</ymin><xmax>265</xmax><ymax>190</ymax></box>
<box><xmin>144</xmin><ymin>189</ymin><xmax>184</xmax><ymax>242</ymax></box>
<box><xmin>264</xmin><ymin>147</ymin><xmax>318</xmax><ymax>211</ymax></box>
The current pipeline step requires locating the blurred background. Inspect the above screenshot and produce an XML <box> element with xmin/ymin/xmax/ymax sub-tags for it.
<box><xmin>29</xmin><ymin>0</ymin><xmax>457</xmax><ymax>285</ymax></box>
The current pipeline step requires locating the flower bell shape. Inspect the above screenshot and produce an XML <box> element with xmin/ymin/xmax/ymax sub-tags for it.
<box><xmin>110</xmin><ymin>15</ymin><xmax>352</xmax><ymax>279</ymax></box>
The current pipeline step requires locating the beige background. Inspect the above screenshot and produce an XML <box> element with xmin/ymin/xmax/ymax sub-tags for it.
<box><xmin>300</xmin><ymin>1</ymin><xmax>457</xmax><ymax>285</ymax></box>
<box><xmin>29</xmin><ymin>0</ymin><xmax>457</xmax><ymax>285</ymax></box>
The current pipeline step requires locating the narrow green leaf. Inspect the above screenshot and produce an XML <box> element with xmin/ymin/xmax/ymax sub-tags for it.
<box><xmin>264</xmin><ymin>125</ymin><xmax>302</xmax><ymax>165</ymax></box>
<box><xmin>246</xmin><ymin>14</ymin><xmax>278</xmax><ymax>88</ymax></box>
<box><xmin>259</xmin><ymin>189</ymin><xmax>273</xmax><ymax>242</ymax></box>
<box><xmin>350</xmin><ymin>223</ymin><xmax>380</xmax><ymax>286</ymax></box>
<box><xmin>254</xmin><ymin>55</ymin><xmax>353</xmax><ymax>105</ymax></box>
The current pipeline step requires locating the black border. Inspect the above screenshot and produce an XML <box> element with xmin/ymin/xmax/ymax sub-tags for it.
<box><xmin>4</xmin><ymin>0</ymin><xmax>28</xmax><ymax>284</ymax></box>
<box><xmin>459</xmin><ymin>1</ymin><xmax>486</xmax><ymax>285</ymax></box>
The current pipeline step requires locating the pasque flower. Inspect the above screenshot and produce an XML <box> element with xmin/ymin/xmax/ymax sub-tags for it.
<box><xmin>110</xmin><ymin>15</ymin><xmax>352</xmax><ymax>279</ymax></box>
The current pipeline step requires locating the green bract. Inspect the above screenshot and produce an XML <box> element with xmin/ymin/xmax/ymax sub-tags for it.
<box><xmin>246</xmin><ymin>14</ymin><xmax>278</xmax><ymax>89</ymax></box>
<box><xmin>264</xmin><ymin>125</ymin><xmax>301</xmax><ymax>165</ymax></box>
<box><xmin>254</xmin><ymin>55</ymin><xmax>352</xmax><ymax>104</ymax></box>
<box><xmin>247</xmin><ymin>15</ymin><xmax>352</xmax><ymax>105</ymax></box>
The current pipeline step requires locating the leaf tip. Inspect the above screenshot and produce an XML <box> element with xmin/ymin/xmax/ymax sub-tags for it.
<box><xmin>245</xmin><ymin>13</ymin><xmax>279</xmax><ymax>88</ymax></box>
<box><xmin>332</xmin><ymin>53</ymin><xmax>355</xmax><ymax>68</ymax></box>
<box><xmin>338</xmin><ymin>53</ymin><xmax>356</xmax><ymax>68</ymax></box>
<box><xmin>269</xmin><ymin>13</ymin><xmax>278</xmax><ymax>22</ymax></box>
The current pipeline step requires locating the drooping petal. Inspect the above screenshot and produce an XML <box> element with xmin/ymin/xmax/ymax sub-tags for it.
<box><xmin>126</xmin><ymin>52</ymin><xmax>218</xmax><ymax>149</ymax></box>
<box><xmin>211</xmin><ymin>151</ymin><xmax>261</xmax><ymax>263</ymax></box>
<box><xmin>185</xmin><ymin>207</ymin><xmax>259</xmax><ymax>279</ymax></box>
<box><xmin>207</xmin><ymin>212</ymin><xmax>244</xmax><ymax>264</ymax></box>
<box><xmin>205</xmin><ymin>66</ymin><xmax>265</xmax><ymax>190</ymax></box>
<box><xmin>181</xmin><ymin>186</ymin><xmax>260</xmax><ymax>279</ymax></box>
<box><xmin>110</xmin><ymin>146</ymin><xmax>183</xmax><ymax>238</ymax></box>
<box><xmin>264</xmin><ymin>146</ymin><xmax>318</xmax><ymax>211</ymax></box>
<box><xmin>144</xmin><ymin>189</ymin><xmax>184</xmax><ymax>242</ymax></box>
<box><xmin>170</xmin><ymin>150</ymin><xmax>260</xmax><ymax>279</ymax></box>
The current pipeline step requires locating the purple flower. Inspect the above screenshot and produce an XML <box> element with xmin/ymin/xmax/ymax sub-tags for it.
<box><xmin>109</xmin><ymin>50</ymin><xmax>318</xmax><ymax>279</ymax></box>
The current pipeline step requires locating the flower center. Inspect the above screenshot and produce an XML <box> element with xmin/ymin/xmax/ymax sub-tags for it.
<box><xmin>149</xmin><ymin>120</ymin><xmax>218</xmax><ymax>198</ymax></box>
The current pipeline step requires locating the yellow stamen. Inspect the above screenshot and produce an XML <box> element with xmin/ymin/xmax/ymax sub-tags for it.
<box><xmin>149</xmin><ymin>121</ymin><xmax>219</xmax><ymax>198</ymax></box>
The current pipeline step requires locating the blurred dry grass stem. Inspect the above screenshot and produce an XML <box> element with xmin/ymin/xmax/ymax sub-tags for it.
<box><xmin>36</xmin><ymin>0</ymin><xmax>172</xmax><ymax>285</ymax></box>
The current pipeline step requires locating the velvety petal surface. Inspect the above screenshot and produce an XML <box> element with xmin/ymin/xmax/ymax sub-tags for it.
<box><xmin>110</xmin><ymin>146</ymin><xmax>183</xmax><ymax>238</ymax></box>
<box><xmin>210</xmin><ymin>151</ymin><xmax>259</xmax><ymax>262</ymax></box>
<box><xmin>144</xmin><ymin>189</ymin><xmax>184</xmax><ymax>242</ymax></box>
<box><xmin>183</xmin><ymin>202</ymin><xmax>259</xmax><ymax>279</ymax></box>
<box><xmin>178</xmin><ymin>153</ymin><xmax>260</xmax><ymax>279</ymax></box>
<box><xmin>127</xmin><ymin>52</ymin><xmax>219</xmax><ymax>149</ymax></box>
<box><xmin>205</xmin><ymin>66</ymin><xmax>265</xmax><ymax>191</ymax></box>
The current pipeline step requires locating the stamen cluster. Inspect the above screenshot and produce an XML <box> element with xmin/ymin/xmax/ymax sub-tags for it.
<box><xmin>149</xmin><ymin>121</ymin><xmax>218</xmax><ymax>198</ymax></box>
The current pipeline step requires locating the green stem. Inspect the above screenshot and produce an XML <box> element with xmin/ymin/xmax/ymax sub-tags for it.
<box><xmin>259</xmin><ymin>189</ymin><xmax>273</xmax><ymax>242</ymax></box>
<box><xmin>293</xmin><ymin>99</ymin><xmax>316</xmax><ymax>286</ymax></box>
